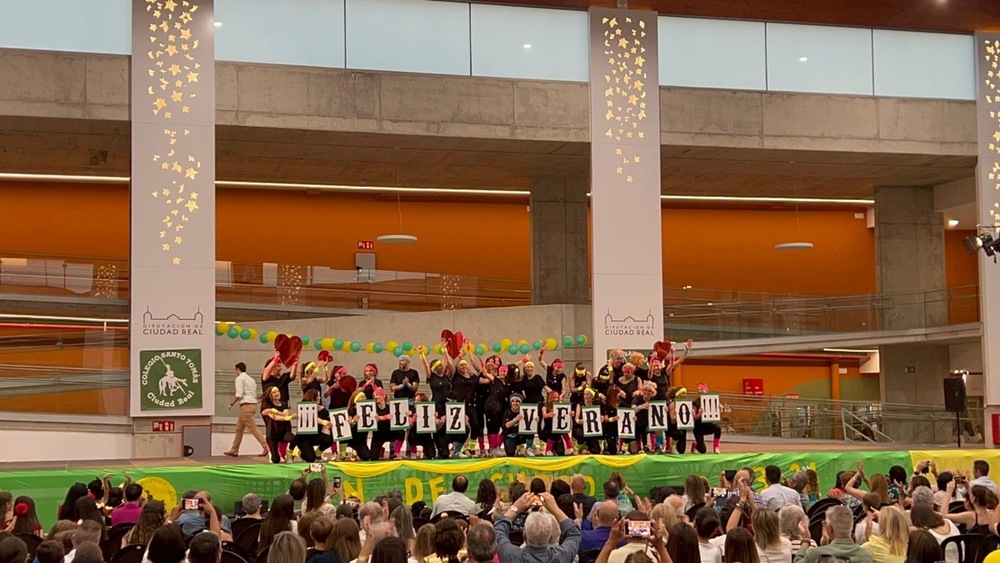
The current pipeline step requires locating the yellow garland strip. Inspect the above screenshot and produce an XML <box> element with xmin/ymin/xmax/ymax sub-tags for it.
<box><xmin>328</xmin><ymin>454</ymin><xmax>646</xmax><ymax>478</ymax></box>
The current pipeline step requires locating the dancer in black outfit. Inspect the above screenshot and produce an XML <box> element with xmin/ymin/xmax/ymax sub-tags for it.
<box><xmin>421</xmin><ymin>353</ymin><xmax>453</xmax><ymax>459</ymax></box>
<box><xmin>293</xmin><ymin>389</ymin><xmax>333</xmax><ymax>463</ymax></box>
<box><xmin>369</xmin><ymin>388</ymin><xmax>394</xmax><ymax>460</ymax></box>
<box><xmin>406</xmin><ymin>391</ymin><xmax>437</xmax><ymax>459</ymax></box>
<box><xmin>346</xmin><ymin>390</ymin><xmax>372</xmax><ymax>461</ymax></box>
<box><xmin>574</xmin><ymin>388</ymin><xmax>601</xmax><ymax>454</ymax></box>
<box><xmin>601</xmin><ymin>383</ymin><xmax>621</xmax><ymax>455</ymax></box>
<box><xmin>482</xmin><ymin>364</ymin><xmax>510</xmax><ymax>456</ymax></box>
<box><xmin>261</xmin><ymin>385</ymin><xmax>295</xmax><ymax>464</ymax></box>
<box><xmin>502</xmin><ymin>394</ymin><xmax>528</xmax><ymax>457</ymax></box>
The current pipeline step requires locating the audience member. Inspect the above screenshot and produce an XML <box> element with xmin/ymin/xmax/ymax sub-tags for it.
<box><xmin>70</xmin><ymin>542</ymin><xmax>102</xmax><ymax>563</ymax></box>
<box><xmin>908</xmin><ymin>504</ymin><xmax>958</xmax><ymax>563</ymax></box>
<box><xmin>723</xmin><ymin>528</ymin><xmax>759</xmax><ymax>563</ymax></box>
<box><xmin>666</xmin><ymin>522</ymin><xmax>700</xmax><ymax>563</ymax></box>
<box><xmin>497</xmin><ymin>492</ymin><xmax>580</xmax><ymax>563</ymax></box>
<box><xmin>466</xmin><ymin>523</ymin><xmax>497</xmax><ymax>563</ymax></box>
<box><xmin>582</xmin><ymin>501</ymin><xmax>621</xmax><ymax>553</ymax></box>
<box><xmin>260</xmin><ymin>494</ymin><xmax>297</xmax><ymax>555</ymax></box>
<box><xmin>971</xmin><ymin>460</ymin><xmax>997</xmax><ymax>493</ymax></box>
<box><xmin>64</xmin><ymin>520</ymin><xmax>101</xmax><ymax>563</ymax></box>
<box><xmin>372</xmin><ymin>537</ymin><xmax>409</xmax><ymax>563</ymax></box>
<box><xmin>240</xmin><ymin>493</ymin><xmax>264</xmax><ymax>520</ymax></box>
<box><xmin>0</xmin><ymin>537</ymin><xmax>27</xmax><ymax>563</ymax></box>
<box><xmin>124</xmin><ymin>500</ymin><xmax>166</xmax><ymax>548</ymax></box>
<box><xmin>752</xmin><ymin>507</ymin><xmax>792</xmax><ymax>562</ymax></box>
<box><xmin>904</xmin><ymin>530</ymin><xmax>944</xmax><ymax>563</ymax></box>
<box><xmin>147</xmin><ymin>523</ymin><xmax>188</xmax><ymax>563</ymax></box>
<box><xmin>778</xmin><ymin>505</ymin><xmax>815</xmax><ymax>552</ymax></box>
<box><xmin>35</xmin><ymin>540</ymin><xmax>65</xmax><ymax>563</ymax></box>
<box><xmin>861</xmin><ymin>505</ymin><xmax>908</xmax><ymax>563</ymax></box>
<box><xmin>694</xmin><ymin>506</ymin><xmax>722</xmax><ymax>563</ymax></box>
<box><xmin>11</xmin><ymin>496</ymin><xmax>43</xmax><ymax>538</ymax></box>
<box><xmin>412</xmin><ymin>524</ymin><xmax>436</xmax><ymax>563</ymax></box>
<box><xmin>269</xmin><ymin>531</ymin><xmax>308</xmax><ymax>563</ymax></box>
<box><xmin>794</xmin><ymin>505</ymin><xmax>873</xmax><ymax>563</ymax></box>
<box><xmin>759</xmin><ymin>465</ymin><xmax>801</xmax><ymax>511</ymax></box>
<box><xmin>307</xmin><ymin>516</ymin><xmax>338</xmax><ymax>563</ymax></box>
<box><xmin>571</xmin><ymin>475</ymin><xmax>597</xmax><ymax>519</ymax></box>
<box><xmin>331</xmin><ymin>519</ymin><xmax>362</xmax><ymax>563</ymax></box>
<box><xmin>474</xmin><ymin>480</ymin><xmax>498</xmax><ymax>516</ymax></box>
<box><xmin>188</xmin><ymin>531</ymin><xmax>222</xmax><ymax>563</ymax></box>
<box><xmin>111</xmin><ymin>483</ymin><xmax>144</xmax><ymax>526</ymax></box>
<box><xmin>430</xmin><ymin>477</ymin><xmax>476</xmax><ymax>519</ymax></box>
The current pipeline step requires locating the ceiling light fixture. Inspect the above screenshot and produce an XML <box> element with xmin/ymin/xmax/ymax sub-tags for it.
<box><xmin>523</xmin><ymin>43</ymin><xmax>533</xmax><ymax>50</ymax></box>
<box><xmin>659</xmin><ymin>194</ymin><xmax>874</xmax><ymax>205</ymax></box>
<box><xmin>948</xmin><ymin>219</ymin><xmax>960</xmax><ymax>228</ymax></box>
<box><xmin>214</xmin><ymin>21</ymin><xmax>222</xmax><ymax>27</ymax></box>
<box><xmin>775</xmin><ymin>163</ymin><xmax>815</xmax><ymax>251</ymax></box>
<box><xmin>823</xmin><ymin>348</ymin><xmax>878</xmax><ymax>354</ymax></box>
<box><xmin>377</xmin><ymin>160</ymin><xmax>418</xmax><ymax>245</ymax></box>
<box><xmin>798</xmin><ymin>56</ymin><xmax>809</xmax><ymax>63</ymax></box>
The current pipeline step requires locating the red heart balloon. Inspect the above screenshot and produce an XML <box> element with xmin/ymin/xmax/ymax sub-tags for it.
<box><xmin>652</xmin><ymin>340</ymin><xmax>672</xmax><ymax>360</ymax></box>
<box><xmin>441</xmin><ymin>329</ymin><xmax>455</xmax><ymax>345</ymax></box>
<box><xmin>274</xmin><ymin>334</ymin><xmax>302</xmax><ymax>367</ymax></box>
<box><xmin>286</xmin><ymin>336</ymin><xmax>303</xmax><ymax>365</ymax></box>
<box><xmin>449</xmin><ymin>331</ymin><xmax>464</xmax><ymax>358</ymax></box>
<box><xmin>274</xmin><ymin>334</ymin><xmax>290</xmax><ymax>359</ymax></box>
<box><xmin>317</xmin><ymin>350</ymin><xmax>333</xmax><ymax>363</ymax></box>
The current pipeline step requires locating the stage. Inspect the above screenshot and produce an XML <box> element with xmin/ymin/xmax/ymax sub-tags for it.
<box><xmin>0</xmin><ymin>441</ymin><xmax>994</xmax><ymax>523</ymax></box>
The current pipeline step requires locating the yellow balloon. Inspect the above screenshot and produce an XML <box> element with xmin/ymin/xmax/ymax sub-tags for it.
<box><xmin>500</xmin><ymin>338</ymin><xmax>512</xmax><ymax>349</ymax></box>
<box><xmin>984</xmin><ymin>551</ymin><xmax>1000</xmax><ymax>563</ymax></box>
<box><xmin>545</xmin><ymin>338</ymin><xmax>558</xmax><ymax>351</ymax></box>
<box><xmin>517</xmin><ymin>339</ymin><xmax>528</xmax><ymax>347</ymax></box>
<box><xmin>342</xmin><ymin>340</ymin><xmax>352</xmax><ymax>352</ymax></box>
<box><xmin>232</xmin><ymin>325</ymin><xmax>242</xmax><ymax>334</ymax></box>
<box><xmin>386</xmin><ymin>340</ymin><xmax>398</xmax><ymax>352</ymax></box>
<box><xmin>366</xmin><ymin>343</ymin><xmax>375</xmax><ymax>354</ymax></box>
<box><xmin>248</xmin><ymin>328</ymin><xmax>258</xmax><ymax>339</ymax></box>
<box><xmin>216</xmin><ymin>322</ymin><xmax>227</xmax><ymax>333</ymax></box>
<box><xmin>322</xmin><ymin>338</ymin><xmax>334</xmax><ymax>350</ymax></box>
<box><xmin>433</xmin><ymin>343</ymin><xmax>443</xmax><ymax>355</ymax></box>
<box><xmin>266</xmin><ymin>331</ymin><xmax>278</xmax><ymax>343</ymax></box>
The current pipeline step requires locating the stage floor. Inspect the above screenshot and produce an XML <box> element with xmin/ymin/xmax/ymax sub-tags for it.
<box><xmin>0</xmin><ymin>435</ymin><xmax>976</xmax><ymax>472</ymax></box>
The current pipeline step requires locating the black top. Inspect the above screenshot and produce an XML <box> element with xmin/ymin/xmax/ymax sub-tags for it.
<box><xmin>376</xmin><ymin>402</ymin><xmax>391</xmax><ymax>433</ymax></box>
<box><xmin>358</xmin><ymin>378</ymin><xmax>384</xmax><ymax>400</ymax></box>
<box><xmin>546</xmin><ymin>370</ymin><xmax>565</xmax><ymax>394</ymax></box>
<box><xmin>631</xmin><ymin>395</ymin><xmax>650</xmax><ymax>425</ymax></box>
<box><xmin>262</xmin><ymin>372</ymin><xmax>294</xmax><ymax>403</ymax></box>
<box><xmin>521</xmin><ymin>374</ymin><xmax>546</xmax><ymax>404</ymax></box>
<box><xmin>602</xmin><ymin>403</ymin><xmax>619</xmax><ymax>422</ymax></box>
<box><xmin>502</xmin><ymin>408</ymin><xmax>522</xmax><ymax>436</ymax></box>
<box><xmin>651</xmin><ymin>372</ymin><xmax>671</xmax><ymax>399</ymax></box>
<box><xmin>618</xmin><ymin>376</ymin><xmax>640</xmax><ymax>400</ymax></box>
<box><xmin>428</xmin><ymin>373</ymin><xmax>452</xmax><ymax>415</ymax></box>
<box><xmin>449</xmin><ymin>372</ymin><xmax>479</xmax><ymax>406</ymax></box>
<box><xmin>485</xmin><ymin>377</ymin><xmax>509</xmax><ymax>417</ymax></box>
<box><xmin>390</xmin><ymin>368</ymin><xmax>420</xmax><ymax>399</ymax></box>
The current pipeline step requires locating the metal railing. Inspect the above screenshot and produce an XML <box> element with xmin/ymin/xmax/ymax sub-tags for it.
<box><xmin>713</xmin><ymin>392</ymin><xmax>984</xmax><ymax>445</ymax></box>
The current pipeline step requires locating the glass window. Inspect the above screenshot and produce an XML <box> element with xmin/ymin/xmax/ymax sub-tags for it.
<box><xmin>471</xmin><ymin>4</ymin><xmax>587</xmax><ymax>81</ymax></box>
<box><xmin>873</xmin><ymin>30</ymin><xmax>974</xmax><ymax>100</ymax></box>
<box><xmin>659</xmin><ymin>17</ymin><xmax>766</xmax><ymax>91</ymax></box>
<box><xmin>0</xmin><ymin>0</ymin><xmax>129</xmax><ymax>54</ymax></box>
<box><xmin>346</xmin><ymin>0</ymin><xmax>470</xmax><ymax>76</ymax></box>
<box><xmin>766</xmin><ymin>23</ymin><xmax>874</xmax><ymax>95</ymax></box>
<box><xmin>215</xmin><ymin>0</ymin><xmax>345</xmax><ymax>68</ymax></box>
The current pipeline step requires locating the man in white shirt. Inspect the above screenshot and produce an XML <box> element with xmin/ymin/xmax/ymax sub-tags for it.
<box><xmin>225</xmin><ymin>362</ymin><xmax>268</xmax><ymax>457</ymax></box>
<box><xmin>971</xmin><ymin>460</ymin><xmax>998</xmax><ymax>493</ymax></box>
<box><xmin>759</xmin><ymin>465</ymin><xmax>802</xmax><ymax>511</ymax></box>
<box><xmin>430</xmin><ymin>476</ymin><xmax>477</xmax><ymax>519</ymax></box>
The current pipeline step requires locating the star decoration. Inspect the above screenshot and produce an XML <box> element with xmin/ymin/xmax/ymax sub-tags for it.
<box><xmin>616</xmin><ymin>167</ymin><xmax>623</xmax><ymax>174</ymax></box>
<box><xmin>168</xmin><ymin>64</ymin><xmax>181</xmax><ymax>76</ymax></box>
<box><xmin>153</xmin><ymin>98</ymin><xmax>167</xmax><ymax>110</ymax></box>
<box><xmin>162</xmin><ymin>243</ymin><xmax>171</xmax><ymax>251</ymax></box>
<box><xmin>187</xmin><ymin>71</ymin><xmax>199</xmax><ymax>83</ymax></box>
<box><xmin>618</xmin><ymin>38</ymin><xmax>629</xmax><ymax>49</ymax></box>
<box><xmin>173</xmin><ymin>257</ymin><xmax>181</xmax><ymax>265</ymax></box>
<box><xmin>165</xmin><ymin>45</ymin><xmax>178</xmax><ymax>57</ymax></box>
<box><xmin>189</xmin><ymin>192</ymin><xmax>198</xmax><ymax>200</ymax></box>
<box><xmin>170</xmin><ymin>91</ymin><xmax>183</xmax><ymax>102</ymax></box>
<box><xmin>634</xmin><ymin>55</ymin><xmax>645</xmax><ymax>67</ymax></box>
<box><xmin>185</xmin><ymin>168</ymin><xmax>198</xmax><ymax>180</ymax></box>
<box><xmin>185</xmin><ymin>200</ymin><xmax>199</xmax><ymax>212</ymax></box>
<box><xmin>180</xmin><ymin>28</ymin><xmax>192</xmax><ymax>40</ymax></box>
<box><xmin>165</xmin><ymin>0</ymin><xmax>177</xmax><ymax>10</ymax></box>
<box><xmin>174</xmin><ymin>236</ymin><xmax>183</xmax><ymax>244</ymax></box>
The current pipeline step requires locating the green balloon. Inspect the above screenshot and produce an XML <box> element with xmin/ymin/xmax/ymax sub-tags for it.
<box><xmin>576</xmin><ymin>334</ymin><xmax>588</xmax><ymax>346</ymax></box>
<box><xmin>393</xmin><ymin>346</ymin><xmax>404</xmax><ymax>357</ymax></box>
<box><xmin>518</xmin><ymin>343</ymin><xmax>530</xmax><ymax>354</ymax></box>
<box><xmin>227</xmin><ymin>327</ymin><xmax>239</xmax><ymax>338</ymax></box>
<box><xmin>314</xmin><ymin>339</ymin><xmax>323</xmax><ymax>349</ymax></box>
<box><xmin>240</xmin><ymin>329</ymin><xmax>251</xmax><ymax>340</ymax></box>
<box><xmin>532</xmin><ymin>340</ymin><xmax>543</xmax><ymax>351</ymax></box>
<box><xmin>492</xmin><ymin>343</ymin><xmax>503</xmax><ymax>353</ymax></box>
<box><xmin>563</xmin><ymin>336</ymin><xmax>574</xmax><ymax>348</ymax></box>
<box><xmin>334</xmin><ymin>339</ymin><xmax>344</xmax><ymax>350</ymax></box>
<box><xmin>508</xmin><ymin>345</ymin><xmax>518</xmax><ymax>355</ymax></box>
<box><xmin>373</xmin><ymin>343</ymin><xmax>384</xmax><ymax>353</ymax></box>
<box><xmin>259</xmin><ymin>334</ymin><xmax>269</xmax><ymax>344</ymax></box>
<box><xmin>403</xmin><ymin>342</ymin><xmax>413</xmax><ymax>352</ymax></box>
<box><xmin>216</xmin><ymin>325</ymin><xmax>225</xmax><ymax>336</ymax></box>
<box><xmin>475</xmin><ymin>345</ymin><xmax>486</xmax><ymax>356</ymax></box>
<box><xmin>350</xmin><ymin>341</ymin><xmax>362</xmax><ymax>353</ymax></box>
<box><xmin>301</xmin><ymin>336</ymin><xmax>311</xmax><ymax>346</ymax></box>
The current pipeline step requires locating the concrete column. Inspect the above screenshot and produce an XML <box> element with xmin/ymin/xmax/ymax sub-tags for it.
<box><xmin>975</xmin><ymin>32</ymin><xmax>1000</xmax><ymax>447</ymax></box>
<box><xmin>530</xmin><ymin>176</ymin><xmax>589</xmax><ymax>305</ymax></box>
<box><xmin>874</xmin><ymin>186</ymin><xmax>947</xmax><ymax>331</ymax></box>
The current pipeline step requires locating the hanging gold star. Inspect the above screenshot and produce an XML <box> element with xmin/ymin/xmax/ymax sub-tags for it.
<box><xmin>162</xmin><ymin>243</ymin><xmax>171</xmax><ymax>251</ymax></box>
<box><xmin>165</xmin><ymin>45</ymin><xmax>178</xmax><ymax>57</ymax></box>
<box><xmin>185</xmin><ymin>168</ymin><xmax>198</xmax><ymax>180</ymax></box>
<box><xmin>165</xmin><ymin>0</ymin><xmax>178</xmax><ymax>11</ymax></box>
<box><xmin>160</xmin><ymin>231</ymin><xmax>166</xmax><ymax>238</ymax></box>
<box><xmin>173</xmin><ymin>257</ymin><xmax>181</xmax><ymax>265</ymax></box>
<box><xmin>180</xmin><ymin>28</ymin><xmax>192</xmax><ymax>40</ymax></box>
<box><xmin>634</xmin><ymin>55</ymin><xmax>645</xmax><ymax>67</ymax></box>
<box><xmin>616</xmin><ymin>167</ymin><xmax>623</xmax><ymax>174</ymax></box>
<box><xmin>153</xmin><ymin>98</ymin><xmax>167</xmax><ymax>110</ymax></box>
<box><xmin>618</xmin><ymin>38</ymin><xmax>629</xmax><ymax>49</ymax></box>
<box><xmin>172</xmin><ymin>162</ymin><xmax>182</xmax><ymax>173</ymax></box>
<box><xmin>184</xmin><ymin>199</ymin><xmax>199</xmax><ymax>212</ymax></box>
<box><xmin>174</xmin><ymin>236</ymin><xmax>183</xmax><ymax>244</ymax></box>
<box><xmin>187</xmin><ymin>71</ymin><xmax>199</xmax><ymax>83</ymax></box>
<box><xmin>189</xmin><ymin>192</ymin><xmax>198</xmax><ymax>200</ymax></box>
<box><xmin>168</xmin><ymin>64</ymin><xmax>181</xmax><ymax>76</ymax></box>
<box><xmin>633</xmin><ymin>156</ymin><xmax>641</xmax><ymax>163</ymax></box>
<box><xmin>615</xmin><ymin>148</ymin><xmax>622</xmax><ymax>155</ymax></box>
<box><xmin>626</xmin><ymin>176</ymin><xmax>634</xmax><ymax>183</ymax></box>
<box><xmin>161</xmin><ymin>188</ymin><xmax>170</xmax><ymax>196</ymax></box>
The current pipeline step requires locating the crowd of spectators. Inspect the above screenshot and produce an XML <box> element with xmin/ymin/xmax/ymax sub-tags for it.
<box><xmin>1</xmin><ymin>458</ymin><xmax>999</xmax><ymax>563</ymax></box>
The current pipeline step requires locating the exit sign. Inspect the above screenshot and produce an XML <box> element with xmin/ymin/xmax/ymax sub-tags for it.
<box><xmin>357</xmin><ymin>241</ymin><xmax>374</xmax><ymax>250</ymax></box>
<box><xmin>152</xmin><ymin>420</ymin><xmax>175</xmax><ymax>432</ymax></box>
<box><xmin>904</xmin><ymin>366</ymin><xmax>916</xmax><ymax>374</ymax></box>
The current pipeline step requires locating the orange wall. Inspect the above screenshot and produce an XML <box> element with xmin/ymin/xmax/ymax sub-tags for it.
<box><xmin>0</xmin><ymin>183</ymin><xmax>886</xmax><ymax>295</ymax></box>
<box><xmin>945</xmin><ymin>230</ymin><xmax>979</xmax><ymax>288</ymax></box>
<box><xmin>678</xmin><ymin>356</ymin><xmax>877</xmax><ymax>401</ymax></box>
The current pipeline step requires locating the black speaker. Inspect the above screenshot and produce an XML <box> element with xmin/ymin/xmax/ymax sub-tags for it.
<box><xmin>944</xmin><ymin>378</ymin><xmax>967</xmax><ymax>413</ymax></box>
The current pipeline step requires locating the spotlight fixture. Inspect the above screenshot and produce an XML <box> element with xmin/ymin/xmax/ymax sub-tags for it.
<box><xmin>964</xmin><ymin>230</ymin><xmax>1000</xmax><ymax>261</ymax></box>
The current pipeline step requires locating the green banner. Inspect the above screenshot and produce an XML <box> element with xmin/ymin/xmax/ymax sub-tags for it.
<box><xmin>0</xmin><ymin>450</ymin><xmax>922</xmax><ymax>528</ymax></box>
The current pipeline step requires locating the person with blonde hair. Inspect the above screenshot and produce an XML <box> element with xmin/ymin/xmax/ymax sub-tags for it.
<box><xmin>862</xmin><ymin>505</ymin><xmax>908</xmax><ymax>563</ymax></box>
<box><xmin>683</xmin><ymin>474</ymin><xmax>708</xmax><ymax>514</ymax></box>
<box><xmin>778</xmin><ymin>505</ymin><xmax>815</xmax><ymax>552</ymax></box>
<box><xmin>751</xmin><ymin>508</ymin><xmax>791</xmax><ymax>563</ymax></box>
<box><xmin>268</xmin><ymin>530</ymin><xmax>307</xmax><ymax>563</ymax></box>
<box><xmin>650</xmin><ymin>503</ymin><xmax>680</xmax><ymax>540</ymax></box>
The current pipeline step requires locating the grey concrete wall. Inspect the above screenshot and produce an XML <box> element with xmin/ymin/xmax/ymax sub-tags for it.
<box><xmin>216</xmin><ymin>304</ymin><xmax>594</xmax><ymax>381</ymax></box>
<box><xmin>530</xmin><ymin>176</ymin><xmax>588</xmax><ymax>305</ymax></box>
<box><xmin>879</xmin><ymin>343</ymin><xmax>953</xmax><ymax>442</ymax></box>
<box><xmin>874</xmin><ymin>186</ymin><xmax>948</xmax><ymax>330</ymax></box>
<box><xmin>0</xmin><ymin>49</ymin><xmax>976</xmax><ymax>155</ymax></box>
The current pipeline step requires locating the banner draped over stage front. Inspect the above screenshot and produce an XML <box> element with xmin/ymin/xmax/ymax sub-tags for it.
<box><xmin>0</xmin><ymin>450</ymin><xmax>948</xmax><ymax>522</ymax></box>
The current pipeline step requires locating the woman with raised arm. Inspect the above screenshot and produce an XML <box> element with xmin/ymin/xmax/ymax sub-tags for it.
<box><xmin>421</xmin><ymin>342</ymin><xmax>454</xmax><ymax>459</ymax></box>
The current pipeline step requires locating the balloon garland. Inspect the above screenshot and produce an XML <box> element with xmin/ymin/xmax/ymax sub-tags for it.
<box><xmin>215</xmin><ymin>322</ymin><xmax>589</xmax><ymax>357</ymax></box>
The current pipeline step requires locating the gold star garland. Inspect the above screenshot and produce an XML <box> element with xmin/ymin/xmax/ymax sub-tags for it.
<box><xmin>279</xmin><ymin>265</ymin><xmax>305</xmax><ymax>306</ymax></box>
<box><xmin>601</xmin><ymin>15</ymin><xmax>650</xmax><ymax>185</ymax></box>
<box><xmin>145</xmin><ymin>0</ymin><xmax>203</xmax><ymax>266</ymax></box>
<box><xmin>984</xmin><ymin>39</ymin><xmax>1000</xmax><ymax>229</ymax></box>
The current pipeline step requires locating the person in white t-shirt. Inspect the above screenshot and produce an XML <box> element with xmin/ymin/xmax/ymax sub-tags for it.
<box><xmin>693</xmin><ymin>506</ymin><xmax>722</xmax><ymax>563</ymax></box>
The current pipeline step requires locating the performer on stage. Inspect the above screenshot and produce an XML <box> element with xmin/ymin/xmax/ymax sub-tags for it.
<box><xmin>293</xmin><ymin>389</ymin><xmax>333</xmax><ymax>463</ymax></box>
<box><xmin>617</xmin><ymin>363</ymin><xmax>641</xmax><ymax>400</ymax></box>
<box><xmin>502</xmin><ymin>394</ymin><xmax>528</xmax><ymax>457</ymax></box>
<box><xmin>539</xmin><ymin>355</ymin><xmax>575</xmax><ymax>455</ymax></box>
<box><xmin>574</xmin><ymin>388</ymin><xmax>601</xmax><ymax>454</ymax></box>
<box><xmin>369</xmin><ymin>388</ymin><xmax>394</xmax><ymax>460</ymax></box>
<box><xmin>482</xmin><ymin>364</ymin><xmax>510</xmax><ymax>456</ymax></box>
<box><xmin>648</xmin><ymin>357</ymin><xmax>671</xmax><ymax>453</ymax></box>
<box><xmin>346</xmin><ymin>390</ymin><xmax>372</xmax><ymax>461</ymax></box>
<box><xmin>517</xmin><ymin>357</ymin><xmax>547</xmax><ymax>456</ymax></box>
<box><xmin>298</xmin><ymin>360</ymin><xmax>324</xmax><ymax>397</ymax></box>
<box><xmin>601</xmin><ymin>382</ymin><xmax>621</xmax><ymax>455</ymax></box>
<box><xmin>389</xmin><ymin>354</ymin><xmax>420</xmax><ymax>459</ymax></box>
<box><xmin>407</xmin><ymin>391</ymin><xmax>437</xmax><ymax>459</ymax></box>
<box><xmin>664</xmin><ymin>386</ymin><xmax>689</xmax><ymax>454</ymax></box>
<box><xmin>421</xmin><ymin>350</ymin><xmax>453</xmax><ymax>459</ymax></box>
<box><xmin>260</xmin><ymin>385</ymin><xmax>295</xmax><ymax>464</ymax></box>
<box><xmin>540</xmin><ymin>391</ymin><xmax>567</xmax><ymax>456</ymax></box>
<box><xmin>262</xmin><ymin>352</ymin><xmax>296</xmax><ymax>403</ymax></box>
<box><xmin>358</xmin><ymin>363</ymin><xmax>384</xmax><ymax>399</ymax></box>
<box><xmin>569</xmin><ymin>362</ymin><xmax>591</xmax><ymax>411</ymax></box>
<box><xmin>447</xmin><ymin>357</ymin><xmax>478</xmax><ymax>458</ymax></box>
<box><xmin>692</xmin><ymin>393</ymin><xmax>722</xmax><ymax>454</ymax></box>
<box><xmin>628</xmin><ymin>352</ymin><xmax>649</xmax><ymax>381</ymax></box>
<box><xmin>628</xmin><ymin>382</ymin><xmax>656</xmax><ymax>454</ymax></box>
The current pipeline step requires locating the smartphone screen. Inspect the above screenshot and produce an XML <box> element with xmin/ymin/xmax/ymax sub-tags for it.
<box><xmin>626</xmin><ymin>520</ymin><xmax>651</xmax><ymax>538</ymax></box>
<box><xmin>184</xmin><ymin>498</ymin><xmax>199</xmax><ymax>510</ymax></box>
<box><xmin>310</xmin><ymin>463</ymin><xmax>322</xmax><ymax>472</ymax></box>
<box><xmin>333</xmin><ymin>476</ymin><xmax>342</xmax><ymax>489</ymax></box>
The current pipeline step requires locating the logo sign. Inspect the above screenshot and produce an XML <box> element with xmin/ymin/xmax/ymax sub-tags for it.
<box><xmin>675</xmin><ymin>400</ymin><xmax>695</xmax><ymax>430</ymax></box>
<box><xmin>356</xmin><ymin>400</ymin><xmax>377</xmax><ymax>432</ymax></box>
<box><xmin>139</xmin><ymin>349</ymin><xmax>203</xmax><ymax>411</ymax></box>
<box><xmin>648</xmin><ymin>401</ymin><xmax>668</xmax><ymax>431</ymax></box>
<box><xmin>446</xmin><ymin>403</ymin><xmax>466</xmax><ymax>435</ymax></box>
<box><xmin>700</xmin><ymin>393</ymin><xmax>721</xmax><ymax>423</ymax></box>
<box><xmin>297</xmin><ymin>402</ymin><xmax>318</xmax><ymax>435</ymax></box>
<box><xmin>601</xmin><ymin>311</ymin><xmax>657</xmax><ymax>338</ymax></box>
<box><xmin>553</xmin><ymin>404</ymin><xmax>572</xmax><ymax>434</ymax></box>
<box><xmin>151</xmin><ymin>420</ymin><xmax>175</xmax><ymax>432</ymax></box>
<box><xmin>390</xmin><ymin>399</ymin><xmax>409</xmax><ymax>431</ymax></box>
<box><xmin>329</xmin><ymin>408</ymin><xmax>352</xmax><ymax>442</ymax></box>
<box><xmin>582</xmin><ymin>405</ymin><xmax>603</xmax><ymax>438</ymax></box>
<box><xmin>357</xmin><ymin>240</ymin><xmax>374</xmax><ymax>250</ymax></box>
<box><xmin>519</xmin><ymin>404</ymin><xmax>539</xmax><ymax>435</ymax></box>
<box><xmin>140</xmin><ymin>308</ymin><xmax>205</xmax><ymax>337</ymax></box>
<box><xmin>415</xmin><ymin>402</ymin><xmax>436</xmax><ymax>434</ymax></box>
<box><xmin>618</xmin><ymin>407</ymin><xmax>636</xmax><ymax>439</ymax></box>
